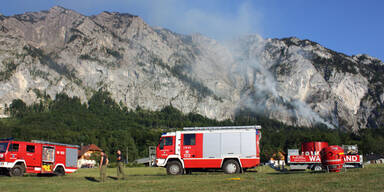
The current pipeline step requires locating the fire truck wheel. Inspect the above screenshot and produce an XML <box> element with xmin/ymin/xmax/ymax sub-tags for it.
<box><xmin>9</xmin><ymin>165</ymin><xmax>25</xmax><ymax>177</ymax></box>
<box><xmin>223</xmin><ymin>159</ymin><xmax>240</xmax><ymax>174</ymax></box>
<box><xmin>54</xmin><ymin>166</ymin><xmax>65</xmax><ymax>176</ymax></box>
<box><xmin>166</xmin><ymin>161</ymin><xmax>183</xmax><ymax>175</ymax></box>
<box><xmin>313</xmin><ymin>165</ymin><xmax>323</xmax><ymax>171</ymax></box>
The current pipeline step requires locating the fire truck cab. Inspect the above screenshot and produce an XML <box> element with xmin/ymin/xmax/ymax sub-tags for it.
<box><xmin>155</xmin><ymin>125</ymin><xmax>261</xmax><ymax>175</ymax></box>
<box><xmin>0</xmin><ymin>139</ymin><xmax>79</xmax><ymax>176</ymax></box>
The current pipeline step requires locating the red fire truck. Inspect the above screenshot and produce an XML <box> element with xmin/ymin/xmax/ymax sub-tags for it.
<box><xmin>287</xmin><ymin>142</ymin><xmax>363</xmax><ymax>171</ymax></box>
<box><xmin>155</xmin><ymin>125</ymin><xmax>261</xmax><ymax>175</ymax></box>
<box><xmin>0</xmin><ymin>139</ymin><xmax>79</xmax><ymax>176</ymax></box>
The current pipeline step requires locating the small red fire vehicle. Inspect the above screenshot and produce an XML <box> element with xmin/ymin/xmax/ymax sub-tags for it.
<box><xmin>0</xmin><ymin>139</ymin><xmax>79</xmax><ymax>176</ymax></box>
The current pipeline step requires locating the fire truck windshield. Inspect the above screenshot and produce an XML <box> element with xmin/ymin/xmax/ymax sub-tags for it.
<box><xmin>0</xmin><ymin>142</ymin><xmax>8</xmax><ymax>153</ymax></box>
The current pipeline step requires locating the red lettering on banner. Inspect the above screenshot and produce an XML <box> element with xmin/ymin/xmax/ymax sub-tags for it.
<box><xmin>344</xmin><ymin>155</ymin><xmax>359</xmax><ymax>162</ymax></box>
<box><xmin>308</xmin><ymin>155</ymin><xmax>321</xmax><ymax>162</ymax></box>
<box><xmin>345</xmin><ymin>156</ymin><xmax>351</xmax><ymax>161</ymax></box>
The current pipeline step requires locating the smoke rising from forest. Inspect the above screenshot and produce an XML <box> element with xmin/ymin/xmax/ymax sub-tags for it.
<box><xmin>224</xmin><ymin>37</ymin><xmax>335</xmax><ymax>128</ymax></box>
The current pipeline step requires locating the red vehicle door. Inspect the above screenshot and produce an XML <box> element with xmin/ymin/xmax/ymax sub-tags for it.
<box><xmin>8</xmin><ymin>142</ymin><xmax>20</xmax><ymax>161</ymax></box>
<box><xmin>181</xmin><ymin>133</ymin><xmax>204</xmax><ymax>168</ymax></box>
<box><xmin>157</xmin><ymin>136</ymin><xmax>175</xmax><ymax>159</ymax></box>
<box><xmin>24</xmin><ymin>144</ymin><xmax>42</xmax><ymax>170</ymax></box>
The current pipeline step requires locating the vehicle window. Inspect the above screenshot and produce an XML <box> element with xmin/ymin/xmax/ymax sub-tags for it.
<box><xmin>164</xmin><ymin>137</ymin><xmax>173</xmax><ymax>146</ymax></box>
<box><xmin>183</xmin><ymin>134</ymin><xmax>196</xmax><ymax>145</ymax></box>
<box><xmin>0</xmin><ymin>143</ymin><xmax>8</xmax><ymax>153</ymax></box>
<box><xmin>159</xmin><ymin>138</ymin><xmax>164</xmax><ymax>150</ymax></box>
<box><xmin>27</xmin><ymin>145</ymin><xmax>35</xmax><ymax>153</ymax></box>
<box><xmin>9</xmin><ymin>143</ymin><xmax>19</xmax><ymax>152</ymax></box>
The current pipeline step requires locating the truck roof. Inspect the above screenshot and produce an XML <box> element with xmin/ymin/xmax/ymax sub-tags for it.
<box><xmin>161</xmin><ymin>125</ymin><xmax>261</xmax><ymax>136</ymax></box>
<box><xmin>184</xmin><ymin>125</ymin><xmax>261</xmax><ymax>131</ymax></box>
<box><xmin>31</xmin><ymin>140</ymin><xmax>79</xmax><ymax>148</ymax></box>
<box><xmin>0</xmin><ymin>140</ymin><xmax>79</xmax><ymax>148</ymax></box>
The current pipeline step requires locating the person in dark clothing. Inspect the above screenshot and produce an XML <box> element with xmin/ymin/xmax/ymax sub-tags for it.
<box><xmin>99</xmin><ymin>151</ymin><xmax>109</xmax><ymax>182</ymax></box>
<box><xmin>116</xmin><ymin>150</ymin><xmax>125</xmax><ymax>179</ymax></box>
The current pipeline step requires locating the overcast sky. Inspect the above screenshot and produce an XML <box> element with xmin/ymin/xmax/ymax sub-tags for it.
<box><xmin>1</xmin><ymin>0</ymin><xmax>383</xmax><ymax>61</ymax></box>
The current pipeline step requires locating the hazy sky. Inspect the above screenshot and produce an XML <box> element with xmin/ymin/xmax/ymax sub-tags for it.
<box><xmin>1</xmin><ymin>0</ymin><xmax>383</xmax><ymax>61</ymax></box>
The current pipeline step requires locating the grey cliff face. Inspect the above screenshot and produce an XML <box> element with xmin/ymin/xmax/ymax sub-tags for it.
<box><xmin>0</xmin><ymin>6</ymin><xmax>233</xmax><ymax>121</ymax></box>
<box><xmin>0</xmin><ymin>7</ymin><xmax>383</xmax><ymax>131</ymax></box>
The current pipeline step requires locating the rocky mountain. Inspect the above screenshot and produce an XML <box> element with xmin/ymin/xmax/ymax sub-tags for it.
<box><xmin>0</xmin><ymin>6</ymin><xmax>383</xmax><ymax>131</ymax></box>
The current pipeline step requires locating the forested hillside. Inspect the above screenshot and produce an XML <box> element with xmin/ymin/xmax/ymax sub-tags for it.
<box><xmin>1</xmin><ymin>90</ymin><xmax>383</xmax><ymax>162</ymax></box>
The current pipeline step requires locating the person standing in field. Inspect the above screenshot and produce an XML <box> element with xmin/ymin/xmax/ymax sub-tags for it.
<box><xmin>116</xmin><ymin>150</ymin><xmax>126</xmax><ymax>180</ymax></box>
<box><xmin>99</xmin><ymin>151</ymin><xmax>109</xmax><ymax>182</ymax></box>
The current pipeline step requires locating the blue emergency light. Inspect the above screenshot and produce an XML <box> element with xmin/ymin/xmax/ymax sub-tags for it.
<box><xmin>0</xmin><ymin>137</ymin><xmax>14</xmax><ymax>141</ymax></box>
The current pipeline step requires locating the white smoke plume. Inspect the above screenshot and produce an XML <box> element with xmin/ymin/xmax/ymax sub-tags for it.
<box><xmin>224</xmin><ymin>36</ymin><xmax>335</xmax><ymax>128</ymax></box>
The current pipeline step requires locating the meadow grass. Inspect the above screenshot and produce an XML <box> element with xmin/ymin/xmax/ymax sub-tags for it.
<box><xmin>0</xmin><ymin>164</ymin><xmax>383</xmax><ymax>192</ymax></box>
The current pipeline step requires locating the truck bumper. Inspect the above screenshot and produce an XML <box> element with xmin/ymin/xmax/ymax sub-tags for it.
<box><xmin>0</xmin><ymin>161</ymin><xmax>13</xmax><ymax>168</ymax></box>
<box><xmin>156</xmin><ymin>159</ymin><xmax>166</xmax><ymax>167</ymax></box>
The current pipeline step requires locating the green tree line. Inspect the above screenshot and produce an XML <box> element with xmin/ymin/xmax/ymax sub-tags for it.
<box><xmin>0</xmin><ymin>90</ymin><xmax>383</xmax><ymax>162</ymax></box>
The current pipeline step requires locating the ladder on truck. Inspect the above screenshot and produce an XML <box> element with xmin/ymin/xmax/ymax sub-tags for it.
<box><xmin>31</xmin><ymin>140</ymin><xmax>80</xmax><ymax>148</ymax></box>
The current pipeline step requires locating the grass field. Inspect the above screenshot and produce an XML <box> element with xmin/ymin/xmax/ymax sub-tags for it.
<box><xmin>0</xmin><ymin>164</ymin><xmax>383</xmax><ymax>192</ymax></box>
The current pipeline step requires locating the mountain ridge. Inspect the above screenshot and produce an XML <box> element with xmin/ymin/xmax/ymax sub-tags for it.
<box><xmin>0</xmin><ymin>7</ymin><xmax>383</xmax><ymax>131</ymax></box>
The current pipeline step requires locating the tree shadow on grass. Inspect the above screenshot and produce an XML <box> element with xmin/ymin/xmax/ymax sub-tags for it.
<box><xmin>85</xmin><ymin>177</ymin><xmax>99</xmax><ymax>182</ymax></box>
<box><xmin>266</xmin><ymin>170</ymin><xmax>306</xmax><ymax>175</ymax></box>
<box><xmin>266</xmin><ymin>170</ymin><xmax>327</xmax><ymax>175</ymax></box>
<box><xmin>108</xmin><ymin>176</ymin><xmax>118</xmax><ymax>180</ymax></box>
<box><xmin>37</xmin><ymin>173</ymin><xmax>56</xmax><ymax>177</ymax></box>
<box><xmin>129</xmin><ymin>174</ymin><xmax>168</xmax><ymax>177</ymax></box>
